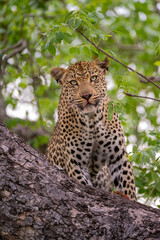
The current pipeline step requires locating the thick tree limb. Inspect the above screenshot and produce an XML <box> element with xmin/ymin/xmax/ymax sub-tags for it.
<box><xmin>76</xmin><ymin>28</ymin><xmax>160</xmax><ymax>90</ymax></box>
<box><xmin>0</xmin><ymin>123</ymin><xmax>160</xmax><ymax>240</ymax></box>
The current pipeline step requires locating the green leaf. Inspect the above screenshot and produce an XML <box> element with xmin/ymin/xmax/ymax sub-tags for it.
<box><xmin>52</xmin><ymin>25</ymin><xmax>60</xmax><ymax>31</ymax></box>
<box><xmin>68</xmin><ymin>18</ymin><xmax>75</xmax><ymax>28</ymax></box>
<box><xmin>88</xmin><ymin>12</ymin><xmax>98</xmax><ymax>24</ymax></box>
<box><xmin>90</xmin><ymin>45</ymin><xmax>98</xmax><ymax>54</ymax></box>
<box><xmin>63</xmin><ymin>33</ymin><xmax>72</xmax><ymax>43</ymax></box>
<box><xmin>76</xmin><ymin>47</ymin><xmax>80</xmax><ymax>55</ymax></box>
<box><xmin>133</xmin><ymin>145</ymin><xmax>138</xmax><ymax>153</ymax></box>
<box><xmin>35</xmin><ymin>37</ymin><xmax>43</xmax><ymax>48</ymax></box>
<box><xmin>41</xmin><ymin>40</ymin><xmax>50</xmax><ymax>53</ymax></box>
<box><xmin>69</xmin><ymin>47</ymin><xmax>80</xmax><ymax>54</ymax></box>
<box><xmin>19</xmin><ymin>82</ymin><xmax>27</xmax><ymax>89</ymax></box>
<box><xmin>83</xmin><ymin>46</ymin><xmax>91</xmax><ymax>56</ymax></box>
<box><xmin>48</xmin><ymin>44</ymin><xmax>56</xmax><ymax>55</ymax></box>
<box><xmin>155</xmin><ymin>182</ymin><xmax>160</xmax><ymax>192</ymax></box>
<box><xmin>99</xmin><ymin>34</ymin><xmax>106</xmax><ymax>40</ymax></box>
<box><xmin>131</xmin><ymin>153</ymin><xmax>137</xmax><ymax>162</ymax></box>
<box><xmin>69</xmin><ymin>47</ymin><xmax>77</xmax><ymax>54</ymax></box>
<box><xmin>141</xmin><ymin>150</ymin><xmax>150</xmax><ymax>163</ymax></box>
<box><xmin>73</xmin><ymin>19</ymin><xmax>82</xmax><ymax>30</ymax></box>
<box><xmin>99</xmin><ymin>51</ymin><xmax>106</xmax><ymax>61</ymax></box>
<box><xmin>118</xmin><ymin>115</ymin><xmax>125</xmax><ymax>121</ymax></box>
<box><xmin>37</xmin><ymin>86</ymin><xmax>45</xmax><ymax>96</ymax></box>
<box><xmin>154</xmin><ymin>61</ymin><xmax>160</xmax><ymax>66</ymax></box>
<box><xmin>150</xmin><ymin>149</ymin><xmax>156</xmax><ymax>160</ymax></box>
<box><xmin>69</xmin><ymin>46</ymin><xmax>80</xmax><ymax>55</ymax></box>
<box><xmin>131</xmin><ymin>152</ymin><xmax>142</xmax><ymax>163</ymax></box>
<box><xmin>151</xmin><ymin>172</ymin><xmax>159</xmax><ymax>181</ymax></box>
<box><xmin>55</xmin><ymin>31</ymin><xmax>64</xmax><ymax>43</ymax></box>
<box><xmin>65</xmin><ymin>11</ymin><xmax>75</xmax><ymax>22</ymax></box>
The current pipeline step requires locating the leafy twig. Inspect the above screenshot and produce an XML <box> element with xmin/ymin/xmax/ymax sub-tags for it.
<box><xmin>76</xmin><ymin>28</ymin><xmax>160</xmax><ymax>90</ymax></box>
<box><xmin>123</xmin><ymin>92</ymin><xmax>160</xmax><ymax>102</ymax></box>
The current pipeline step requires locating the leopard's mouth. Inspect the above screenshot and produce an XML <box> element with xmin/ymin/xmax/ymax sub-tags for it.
<box><xmin>71</xmin><ymin>96</ymin><xmax>102</xmax><ymax>113</ymax></box>
<box><xmin>81</xmin><ymin>100</ymin><xmax>100</xmax><ymax>114</ymax></box>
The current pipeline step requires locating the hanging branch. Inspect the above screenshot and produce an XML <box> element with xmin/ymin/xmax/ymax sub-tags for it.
<box><xmin>123</xmin><ymin>92</ymin><xmax>160</xmax><ymax>102</ymax></box>
<box><xmin>76</xmin><ymin>28</ymin><xmax>160</xmax><ymax>90</ymax></box>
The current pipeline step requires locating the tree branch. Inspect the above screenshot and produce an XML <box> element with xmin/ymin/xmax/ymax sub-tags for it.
<box><xmin>0</xmin><ymin>40</ymin><xmax>27</xmax><ymax>78</ymax></box>
<box><xmin>123</xmin><ymin>92</ymin><xmax>160</xmax><ymax>102</ymax></box>
<box><xmin>0</xmin><ymin>90</ymin><xmax>7</xmax><ymax>122</ymax></box>
<box><xmin>0</xmin><ymin>40</ymin><xmax>24</xmax><ymax>55</ymax></box>
<box><xmin>4</xmin><ymin>40</ymin><xmax>27</xmax><ymax>61</ymax></box>
<box><xmin>140</xmin><ymin>76</ymin><xmax>160</xmax><ymax>83</ymax></box>
<box><xmin>12</xmin><ymin>123</ymin><xmax>50</xmax><ymax>140</ymax></box>
<box><xmin>0</xmin><ymin>123</ymin><xmax>160</xmax><ymax>239</ymax></box>
<box><xmin>76</xmin><ymin>29</ymin><xmax>160</xmax><ymax>90</ymax></box>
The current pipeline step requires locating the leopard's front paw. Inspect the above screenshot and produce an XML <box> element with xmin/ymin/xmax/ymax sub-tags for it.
<box><xmin>113</xmin><ymin>190</ymin><xmax>129</xmax><ymax>200</ymax></box>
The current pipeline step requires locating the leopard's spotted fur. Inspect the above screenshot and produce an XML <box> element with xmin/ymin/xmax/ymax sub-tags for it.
<box><xmin>47</xmin><ymin>57</ymin><xmax>136</xmax><ymax>200</ymax></box>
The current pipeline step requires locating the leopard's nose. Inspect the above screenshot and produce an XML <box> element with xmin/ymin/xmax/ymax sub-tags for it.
<box><xmin>81</xmin><ymin>93</ymin><xmax>92</xmax><ymax>101</ymax></box>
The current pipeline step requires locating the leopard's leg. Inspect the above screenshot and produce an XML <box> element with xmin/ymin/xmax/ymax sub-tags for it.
<box><xmin>91</xmin><ymin>152</ymin><xmax>136</xmax><ymax>200</ymax></box>
<box><xmin>90</xmin><ymin>164</ymin><xmax>114</xmax><ymax>192</ymax></box>
<box><xmin>108</xmin><ymin>153</ymin><xmax>137</xmax><ymax>200</ymax></box>
<box><xmin>66</xmin><ymin>160</ymin><xmax>92</xmax><ymax>186</ymax></box>
<box><xmin>90</xmin><ymin>134</ymin><xmax>136</xmax><ymax>200</ymax></box>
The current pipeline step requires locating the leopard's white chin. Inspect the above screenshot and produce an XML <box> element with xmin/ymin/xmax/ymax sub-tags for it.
<box><xmin>82</xmin><ymin>104</ymin><xmax>97</xmax><ymax>114</ymax></box>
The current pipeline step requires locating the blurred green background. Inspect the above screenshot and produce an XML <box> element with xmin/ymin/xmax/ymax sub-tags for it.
<box><xmin>0</xmin><ymin>0</ymin><xmax>160</xmax><ymax>207</ymax></box>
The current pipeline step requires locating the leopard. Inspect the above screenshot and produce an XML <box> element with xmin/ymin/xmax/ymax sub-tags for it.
<box><xmin>47</xmin><ymin>57</ymin><xmax>136</xmax><ymax>200</ymax></box>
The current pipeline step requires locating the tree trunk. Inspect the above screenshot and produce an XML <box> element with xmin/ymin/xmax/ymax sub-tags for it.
<box><xmin>0</xmin><ymin>123</ymin><xmax>160</xmax><ymax>240</ymax></box>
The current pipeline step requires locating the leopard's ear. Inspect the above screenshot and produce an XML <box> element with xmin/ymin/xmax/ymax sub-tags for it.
<box><xmin>94</xmin><ymin>56</ymin><xmax>109</xmax><ymax>72</ymax></box>
<box><xmin>50</xmin><ymin>67</ymin><xmax>66</xmax><ymax>86</ymax></box>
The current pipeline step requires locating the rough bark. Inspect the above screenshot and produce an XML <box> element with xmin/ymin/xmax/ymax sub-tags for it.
<box><xmin>0</xmin><ymin>91</ymin><xmax>7</xmax><ymax>123</ymax></box>
<box><xmin>0</xmin><ymin>123</ymin><xmax>160</xmax><ymax>240</ymax></box>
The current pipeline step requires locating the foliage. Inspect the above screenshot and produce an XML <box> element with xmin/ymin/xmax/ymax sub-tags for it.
<box><xmin>129</xmin><ymin>130</ymin><xmax>160</xmax><ymax>206</ymax></box>
<box><xmin>0</xmin><ymin>0</ymin><xmax>160</xmax><ymax>207</ymax></box>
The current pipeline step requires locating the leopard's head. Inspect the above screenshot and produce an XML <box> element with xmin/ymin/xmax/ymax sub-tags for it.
<box><xmin>50</xmin><ymin>57</ymin><xmax>109</xmax><ymax>114</ymax></box>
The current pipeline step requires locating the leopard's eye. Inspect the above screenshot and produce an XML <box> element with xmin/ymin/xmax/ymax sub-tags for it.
<box><xmin>70</xmin><ymin>80</ymin><xmax>78</xmax><ymax>86</ymax></box>
<box><xmin>90</xmin><ymin>75</ymin><xmax>97</xmax><ymax>82</ymax></box>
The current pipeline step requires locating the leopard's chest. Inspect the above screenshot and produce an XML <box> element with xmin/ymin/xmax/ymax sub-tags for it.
<box><xmin>67</xmin><ymin>111</ymin><xmax>111</xmax><ymax>165</ymax></box>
